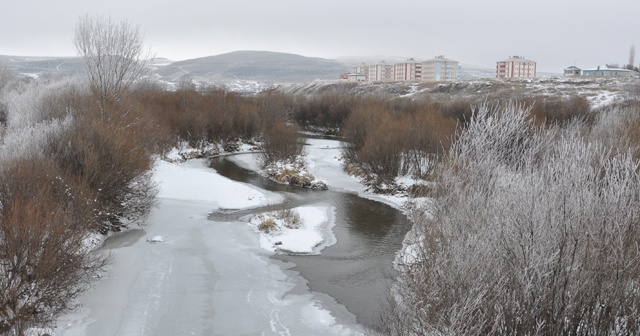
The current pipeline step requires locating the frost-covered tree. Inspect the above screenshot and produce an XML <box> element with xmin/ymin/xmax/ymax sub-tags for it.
<box><xmin>380</xmin><ymin>103</ymin><xmax>640</xmax><ymax>335</ymax></box>
<box><xmin>0</xmin><ymin>62</ymin><xmax>17</xmax><ymax>93</ymax></box>
<box><xmin>0</xmin><ymin>79</ymin><xmax>88</xmax><ymax>162</ymax></box>
<box><xmin>74</xmin><ymin>14</ymin><xmax>153</xmax><ymax>112</ymax></box>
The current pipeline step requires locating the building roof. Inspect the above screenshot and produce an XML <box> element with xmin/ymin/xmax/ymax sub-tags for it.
<box><xmin>564</xmin><ymin>66</ymin><xmax>581</xmax><ymax>70</ymax></box>
<box><xmin>582</xmin><ymin>67</ymin><xmax>634</xmax><ymax>72</ymax></box>
<box><xmin>498</xmin><ymin>55</ymin><xmax>535</xmax><ymax>63</ymax></box>
<box><xmin>423</xmin><ymin>55</ymin><xmax>458</xmax><ymax>63</ymax></box>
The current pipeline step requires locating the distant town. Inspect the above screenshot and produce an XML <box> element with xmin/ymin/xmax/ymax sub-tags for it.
<box><xmin>342</xmin><ymin>55</ymin><xmax>639</xmax><ymax>82</ymax></box>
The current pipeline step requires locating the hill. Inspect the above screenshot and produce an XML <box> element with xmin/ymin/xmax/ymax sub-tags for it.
<box><xmin>155</xmin><ymin>50</ymin><xmax>349</xmax><ymax>83</ymax></box>
<box><xmin>0</xmin><ymin>55</ymin><xmax>85</xmax><ymax>78</ymax></box>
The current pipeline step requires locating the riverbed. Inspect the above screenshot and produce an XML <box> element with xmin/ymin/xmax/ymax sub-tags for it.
<box><xmin>54</xmin><ymin>138</ymin><xmax>410</xmax><ymax>335</ymax></box>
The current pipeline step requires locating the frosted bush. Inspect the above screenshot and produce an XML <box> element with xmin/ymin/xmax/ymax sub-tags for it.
<box><xmin>381</xmin><ymin>102</ymin><xmax>640</xmax><ymax>336</ymax></box>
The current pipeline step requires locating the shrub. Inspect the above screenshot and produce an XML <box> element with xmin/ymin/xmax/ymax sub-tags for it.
<box><xmin>440</xmin><ymin>98</ymin><xmax>473</xmax><ymax>125</ymax></box>
<box><xmin>528</xmin><ymin>96</ymin><xmax>592</xmax><ymax>125</ymax></box>
<box><xmin>291</xmin><ymin>93</ymin><xmax>355</xmax><ymax>132</ymax></box>
<box><xmin>379</xmin><ymin>103</ymin><xmax>640</xmax><ymax>335</ymax></box>
<box><xmin>589</xmin><ymin>104</ymin><xmax>640</xmax><ymax>159</ymax></box>
<box><xmin>0</xmin><ymin>158</ymin><xmax>107</xmax><ymax>334</ymax></box>
<box><xmin>46</xmin><ymin>101</ymin><xmax>157</xmax><ymax>233</ymax></box>
<box><xmin>341</xmin><ymin>98</ymin><xmax>458</xmax><ymax>185</ymax></box>
<box><xmin>259</xmin><ymin>122</ymin><xmax>304</xmax><ymax>166</ymax></box>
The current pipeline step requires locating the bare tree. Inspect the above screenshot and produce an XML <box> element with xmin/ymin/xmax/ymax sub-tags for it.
<box><xmin>74</xmin><ymin>14</ymin><xmax>153</xmax><ymax>112</ymax></box>
<box><xmin>629</xmin><ymin>44</ymin><xmax>636</xmax><ymax>70</ymax></box>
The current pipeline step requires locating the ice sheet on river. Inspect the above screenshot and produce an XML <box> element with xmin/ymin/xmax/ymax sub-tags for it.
<box><xmin>55</xmin><ymin>159</ymin><xmax>363</xmax><ymax>335</ymax></box>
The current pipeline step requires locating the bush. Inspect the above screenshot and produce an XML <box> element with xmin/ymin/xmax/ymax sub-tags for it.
<box><xmin>589</xmin><ymin>104</ymin><xmax>640</xmax><ymax>159</ymax></box>
<box><xmin>379</xmin><ymin>103</ymin><xmax>640</xmax><ymax>335</ymax></box>
<box><xmin>528</xmin><ymin>96</ymin><xmax>592</xmax><ymax>125</ymax></box>
<box><xmin>0</xmin><ymin>158</ymin><xmax>106</xmax><ymax>334</ymax></box>
<box><xmin>259</xmin><ymin>122</ymin><xmax>304</xmax><ymax>166</ymax></box>
<box><xmin>291</xmin><ymin>93</ymin><xmax>355</xmax><ymax>132</ymax></box>
<box><xmin>133</xmin><ymin>87</ymin><xmax>266</xmax><ymax>149</ymax></box>
<box><xmin>341</xmin><ymin>98</ymin><xmax>458</xmax><ymax>185</ymax></box>
<box><xmin>46</xmin><ymin>99</ymin><xmax>158</xmax><ymax>233</ymax></box>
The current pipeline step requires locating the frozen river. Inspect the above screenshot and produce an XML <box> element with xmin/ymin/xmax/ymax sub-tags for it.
<box><xmin>55</xmin><ymin>138</ymin><xmax>409</xmax><ymax>335</ymax></box>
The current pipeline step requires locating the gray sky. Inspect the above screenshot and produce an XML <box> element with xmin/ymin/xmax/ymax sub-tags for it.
<box><xmin>2</xmin><ymin>0</ymin><xmax>639</xmax><ymax>73</ymax></box>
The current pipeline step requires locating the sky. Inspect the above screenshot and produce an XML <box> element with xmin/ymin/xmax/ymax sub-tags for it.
<box><xmin>2</xmin><ymin>0</ymin><xmax>639</xmax><ymax>73</ymax></box>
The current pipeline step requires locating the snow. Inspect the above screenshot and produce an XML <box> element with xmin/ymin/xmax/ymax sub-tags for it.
<box><xmin>146</xmin><ymin>235</ymin><xmax>166</xmax><ymax>243</ymax></box>
<box><xmin>25</xmin><ymin>327</ymin><xmax>54</xmax><ymax>336</ymax></box>
<box><xmin>55</xmin><ymin>146</ymin><xmax>364</xmax><ymax>336</ymax></box>
<box><xmin>590</xmin><ymin>90</ymin><xmax>620</xmax><ymax>109</ymax></box>
<box><xmin>248</xmin><ymin>205</ymin><xmax>337</xmax><ymax>254</ymax></box>
<box><xmin>153</xmin><ymin>158</ymin><xmax>283</xmax><ymax>210</ymax></box>
<box><xmin>302</xmin><ymin>138</ymin><xmax>408</xmax><ymax>209</ymax></box>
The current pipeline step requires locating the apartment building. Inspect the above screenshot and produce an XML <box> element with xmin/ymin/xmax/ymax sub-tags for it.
<box><xmin>343</xmin><ymin>56</ymin><xmax>461</xmax><ymax>82</ymax></box>
<box><xmin>496</xmin><ymin>56</ymin><xmax>536</xmax><ymax>78</ymax></box>
<box><xmin>394</xmin><ymin>58</ymin><xmax>422</xmax><ymax>81</ymax></box>
<box><xmin>422</xmin><ymin>56</ymin><xmax>460</xmax><ymax>81</ymax></box>
<box><xmin>367</xmin><ymin>60</ymin><xmax>394</xmax><ymax>81</ymax></box>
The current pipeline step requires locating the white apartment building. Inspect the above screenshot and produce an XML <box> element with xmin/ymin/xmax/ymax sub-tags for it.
<box><xmin>422</xmin><ymin>56</ymin><xmax>460</xmax><ymax>81</ymax></box>
<box><xmin>496</xmin><ymin>56</ymin><xmax>536</xmax><ymax>78</ymax></box>
<box><xmin>394</xmin><ymin>58</ymin><xmax>422</xmax><ymax>81</ymax></box>
<box><xmin>367</xmin><ymin>60</ymin><xmax>394</xmax><ymax>81</ymax></box>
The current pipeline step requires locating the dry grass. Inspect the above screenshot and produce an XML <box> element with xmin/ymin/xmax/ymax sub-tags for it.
<box><xmin>276</xmin><ymin>209</ymin><xmax>301</xmax><ymax>229</ymax></box>
<box><xmin>257</xmin><ymin>218</ymin><xmax>277</xmax><ymax>234</ymax></box>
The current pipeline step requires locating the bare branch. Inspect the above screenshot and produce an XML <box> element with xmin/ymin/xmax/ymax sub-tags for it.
<box><xmin>74</xmin><ymin>14</ymin><xmax>154</xmax><ymax>112</ymax></box>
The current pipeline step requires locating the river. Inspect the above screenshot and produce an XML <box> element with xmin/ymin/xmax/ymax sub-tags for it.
<box><xmin>210</xmin><ymin>148</ymin><xmax>411</xmax><ymax>328</ymax></box>
<box><xmin>54</xmin><ymin>137</ymin><xmax>410</xmax><ymax>335</ymax></box>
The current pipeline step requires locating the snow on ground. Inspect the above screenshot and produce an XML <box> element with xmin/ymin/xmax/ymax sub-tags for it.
<box><xmin>153</xmin><ymin>158</ymin><xmax>283</xmax><ymax>210</ymax></box>
<box><xmin>589</xmin><ymin>90</ymin><xmax>621</xmax><ymax>109</ymax></box>
<box><xmin>248</xmin><ymin>205</ymin><xmax>337</xmax><ymax>254</ymax></box>
<box><xmin>302</xmin><ymin>138</ymin><xmax>409</xmax><ymax>209</ymax></box>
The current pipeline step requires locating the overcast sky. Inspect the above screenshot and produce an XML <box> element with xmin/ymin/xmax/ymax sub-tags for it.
<box><xmin>2</xmin><ymin>0</ymin><xmax>639</xmax><ymax>73</ymax></box>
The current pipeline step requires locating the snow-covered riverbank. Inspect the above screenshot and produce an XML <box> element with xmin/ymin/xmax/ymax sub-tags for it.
<box><xmin>229</xmin><ymin>137</ymin><xmax>409</xmax><ymax>210</ymax></box>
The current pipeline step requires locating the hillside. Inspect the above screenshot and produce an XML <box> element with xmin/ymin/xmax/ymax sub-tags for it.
<box><xmin>276</xmin><ymin>76</ymin><xmax>634</xmax><ymax>109</ymax></box>
<box><xmin>155</xmin><ymin>50</ymin><xmax>349</xmax><ymax>84</ymax></box>
<box><xmin>0</xmin><ymin>55</ymin><xmax>84</xmax><ymax>78</ymax></box>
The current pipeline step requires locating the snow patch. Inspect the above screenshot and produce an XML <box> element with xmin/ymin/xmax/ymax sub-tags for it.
<box><xmin>146</xmin><ymin>235</ymin><xmax>166</xmax><ymax>243</ymax></box>
<box><xmin>249</xmin><ymin>205</ymin><xmax>337</xmax><ymax>254</ymax></box>
<box><xmin>152</xmin><ymin>159</ymin><xmax>283</xmax><ymax>210</ymax></box>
